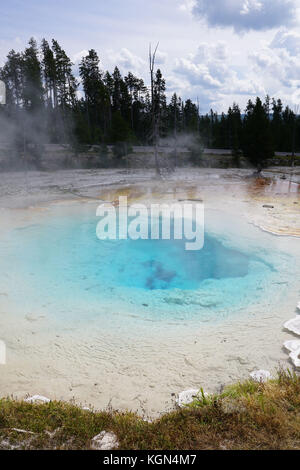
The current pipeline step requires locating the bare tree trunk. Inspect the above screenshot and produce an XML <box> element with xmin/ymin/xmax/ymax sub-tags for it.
<box><xmin>154</xmin><ymin>119</ymin><xmax>160</xmax><ymax>174</ymax></box>
<box><xmin>174</xmin><ymin>101</ymin><xmax>177</xmax><ymax>170</ymax></box>
<box><xmin>149</xmin><ymin>43</ymin><xmax>161</xmax><ymax>176</ymax></box>
<box><xmin>291</xmin><ymin>105</ymin><xmax>299</xmax><ymax>168</ymax></box>
<box><xmin>292</xmin><ymin>118</ymin><xmax>296</xmax><ymax>167</ymax></box>
<box><xmin>124</xmin><ymin>142</ymin><xmax>129</xmax><ymax>174</ymax></box>
<box><xmin>197</xmin><ymin>96</ymin><xmax>201</xmax><ymax>136</ymax></box>
<box><xmin>289</xmin><ymin>104</ymin><xmax>299</xmax><ymax>189</ymax></box>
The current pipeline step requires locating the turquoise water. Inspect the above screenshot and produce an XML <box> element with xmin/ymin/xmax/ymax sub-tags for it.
<box><xmin>0</xmin><ymin>204</ymin><xmax>295</xmax><ymax>323</ymax></box>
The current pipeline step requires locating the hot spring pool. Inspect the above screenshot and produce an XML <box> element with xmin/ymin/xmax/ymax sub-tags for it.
<box><xmin>0</xmin><ymin>202</ymin><xmax>296</xmax><ymax>324</ymax></box>
<box><xmin>0</xmin><ymin>198</ymin><xmax>299</xmax><ymax>415</ymax></box>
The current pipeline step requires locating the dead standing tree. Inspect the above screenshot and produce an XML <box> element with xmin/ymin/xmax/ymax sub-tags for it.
<box><xmin>289</xmin><ymin>104</ymin><xmax>299</xmax><ymax>190</ymax></box>
<box><xmin>149</xmin><ymin>43</ymin><xmax>161</xmax><ymax>176</ymax></box>
<box><xmin>292</xmin><ymin>104</ymin><xmax>299</xmax><ymax>168</ymax></box>
<box><xmin>173</xmin><ymin>93</ymin><xmax>178</xmax><ymax>171</ymax></box>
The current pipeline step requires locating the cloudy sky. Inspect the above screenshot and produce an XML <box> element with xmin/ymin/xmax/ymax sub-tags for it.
<box><xmin>1</xmin><ymin>0</ymin><xmax>300</xmax><ymax>112</ymax></box>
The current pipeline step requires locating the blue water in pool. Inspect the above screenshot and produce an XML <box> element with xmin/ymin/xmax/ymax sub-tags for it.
<box><xmin>0</xmin><ymin>204</ymin><xmax>290</xmax><ymax>323</ymax></box>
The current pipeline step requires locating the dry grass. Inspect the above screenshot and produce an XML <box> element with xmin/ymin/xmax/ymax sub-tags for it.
<box><xmin>0</xmin><ymin>370</ymin><xmax>299</xmax><ymax>450</ymax></box>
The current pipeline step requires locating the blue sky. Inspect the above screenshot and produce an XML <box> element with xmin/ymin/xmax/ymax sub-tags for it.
<box><xmin>1</xmin><ymin>0</ymin><xmax>300</xmax><ymax>112</ymax></box>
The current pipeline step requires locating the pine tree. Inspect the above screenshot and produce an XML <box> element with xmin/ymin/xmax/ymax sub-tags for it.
<box><xmin>112</xmin><ymin>67</ymin><xmax>122</xmax><ymax>112</ymax></box>
<box><xmin>79</xmin><ymin>49</ymin><xmax>109</xmax><ymax>142</ymax></box>
<box><xmin>41</xmin><ymin>39</ymin><xmax>57</xmax><ymax>107</ymax></box>
<box><xmin>281</xmin><ymin>106</ymin><xmax>295</xmax><ymax>153</ymax></box>
<box><xmin>242</xmin><ymin>97</ymin><xmax>274</xmax><ymax>170</ymax></box>
<box><xmin>0</xmin><ymin>50</ymin><xmax>23</xmax><ymax>106</ymax></box>
<box><xmin>51</xmin><ymin>40</ymin><xmax>77</xmax><ymax>142</ymax></box>
<box><xmin>183</xmin><ymin>99</ymin><xmax>199</xmax><ymax>133</ymax></box>
<box><xmin>52</xmin><ymin>40</ymin><xmax>77</xmax><ymax>109</ymax></box>
<box><xmin>168</xmin><ymin>93</ymin><xmax>182</xmax><ymax>168</ymax></box>
<box><xmin>271</xmin><ymin>98</ymin><xmax>283</xmax><ymax>151</ymax></box>
<box><xmin>22</xmin><ymin>38</ymin><xmax>43</xmax><ymax>110</ymax></box>
<box><xmin>125</xmin><ymin>72</ymin><xmax>147</xmax><ymax>136</ymax></box>
<box><xmin>228</xmin><ymin>103</ymin><xmax>242</xmax><ymax>163</ymax></box>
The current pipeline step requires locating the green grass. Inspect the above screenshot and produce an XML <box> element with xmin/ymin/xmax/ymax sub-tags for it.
<box><xmin>0</xmin><ymin>370</ymin><xmax>299</xmax><ymax>450</ymax></box>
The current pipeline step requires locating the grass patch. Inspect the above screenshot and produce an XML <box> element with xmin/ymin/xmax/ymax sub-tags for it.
<box><xmin>0</xmin><ymin>370</ymin><xmax>299</xmax><ymax>450</ymax></box>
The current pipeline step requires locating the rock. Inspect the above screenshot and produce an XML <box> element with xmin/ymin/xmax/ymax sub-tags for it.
<box><xmin>283</xmin><ymin>340</ymin><xmax>300</xmax><ymax>369</ymax></box>
<box><xmin>284</xmin><ymin>339</ymin><xmax>300</xmax><ymax>353</ymax></box>
<box><xmin>284</xmin><ymin>316</ymin><xmax>300</xmax><ymax>336</ymax></box>
<box><xmin>176</xmin><ymin>389</ymin><xmax>201</xmax><ymax>407</ymax></box>
<box><xmin>24</xmin><ymin>395</ymin><xmax>51</xmax><ymax>404</ymax></box>
<box><xmin>250</xmin><ymin>370</ymin><xmax>272</xmax><ymax>383</ymax></box>
<box><xmin>91</xmin><ymin>431</ymin><xmax>119</xmax><ymax>451</ymax></box>
<box><xmin>263</xmin><ymin>205</ymin><xmax>274</xmax><ymax>209</ymax></box>
<box><xmin>297</xmin><ymin>302</ymin><xmax>300</xmax><ymax>312</ymax></box>
<box><xmin>289</xmin><ymin>348</ymin><xmax>300</xmax><ymax>369</ymax></box>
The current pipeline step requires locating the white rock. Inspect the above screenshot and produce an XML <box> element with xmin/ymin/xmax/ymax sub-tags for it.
<box><xmin>24</xmin><ymin>395</ymin><xmax>51</xmax><ymax>404</ymax></box>
<box><xmin>284</xmin><ymin>316</ymin><xmax>300</xmax><ymax>336</ymax></box>
<box><xmin>284</xmin><ymin>339</ymin><xmax>300</xmax><ymax>353</ymax></box>
<box><xmin>250</xmin><ymin>370</ymin><xmax>272</xmax><ymax>383</ymax></box>
<box><xmin>289</xmin><ymin>348</ymin><xmax>300</xmax><ymax>369</ymax></box>
<box><xmin>176</xmin><ymin>389</ymin><xmax>201</xmax><ymax>407</ymax></box>
<box><xmin>91</xmin><ymin>431</ymin><xmax>119</xmax><ymax>451</ymax></box>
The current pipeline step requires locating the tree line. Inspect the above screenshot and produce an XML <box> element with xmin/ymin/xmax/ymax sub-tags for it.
<box><xmin>0</xmin><ymin>37</ymin><xmax>299</xmax><ymax>169</ymax></box>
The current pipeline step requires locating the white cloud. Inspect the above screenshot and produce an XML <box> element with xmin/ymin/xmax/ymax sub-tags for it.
<box><xmin>0</xmin><ymin>37</ymin><xmax>27</xmax><ymax>67</ymax></box>
<box><xmin>155</xmin><ymin>50</ymin><xmax>168</xmax><ymax>65</ymax></box>
<box><xmin>250</xmin><ymin>40</ymin><xmax>300</xmax><ymax>86</ymax></box>
<box><xmin>72</xmin><ymin>50</ymin><xmax>89</xmax><ymax>64</ymax></box>
<box><xmin>103</xmin><ymin>47</ymin><xmax>167</xmax><ymax>78</ymax></box>
<box><xmin>108</xmin><ymin>48</ymin><xmax>146</xmax><ymax>74</ymax></box>
<box><xmin>270</xmin><ymin>30</ymin><xmax>300</xmax><ymax>56</ymax></box>
<box><xmin>240</xmin><ymin>0</ymin><xmax>263</xmax><ymax>16</ymax></box>
<box><xmin>193</xmin><ymin>0</ymin><xmax>297</xmax><ymax>33</ymax></box>
<box><xmin>178</xmin><ymin>0</ymin><xmax>197</xmax><ymax>14</ymax></box>
<box><xmin>172</xmin><ymin>41</ymin><xmax>264</xmax><ymax>112</ymax></box>
<box><xmin>2</xmin><ymin>2</ymin><xmax>300</xmax><ymax>113</ymax></box>
<box><xmin>175</xmin><ymin>58</ymin><xmax>222</xmax><ymax>88</ymax></box>
<box><xmin>248</xmin><ymin>30</ymin><xmax>300</xmax><ymax>106</ymax></box>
